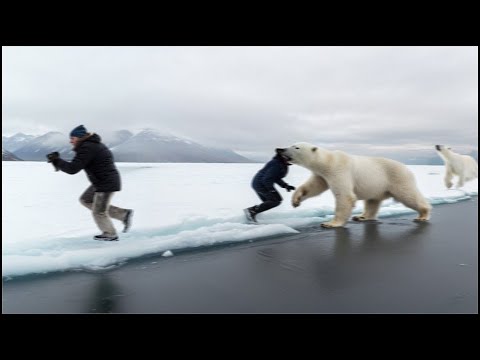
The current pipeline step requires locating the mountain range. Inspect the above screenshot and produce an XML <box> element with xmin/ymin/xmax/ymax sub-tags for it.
<box><xmin>3</xmin><ymin>130</ymin><xmax>477</xmax><ymax>164</ymax></box>
<box><xmin>2</xmin><ymin>148</ymin><xmax>22</xmax><ymax>161</ymax></box>
<box><xmin>2</xmin><ymin>129</ymin><xmax>253</xmax><ymax>163</ymax></box>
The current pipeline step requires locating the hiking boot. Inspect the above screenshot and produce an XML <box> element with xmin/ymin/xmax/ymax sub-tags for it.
<box><xmin>94</xmin><ymin>234</ymin><xmax>119</xmax><ymax>241</ymax></box>
<box><xmin>123</xmin><ymin>209</ymin><xmax>134</xmax><ymax>233</ymax></box>
<box><xmin>243</xmin><ymin>207</ymin><xmax>258</xmax><ymax>223</ymax></box>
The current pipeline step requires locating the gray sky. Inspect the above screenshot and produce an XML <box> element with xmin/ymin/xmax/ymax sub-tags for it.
<box><xmin>2</xmin><ymin>46</ymin><xmax>478</xmax><ymax>158</ymax></box>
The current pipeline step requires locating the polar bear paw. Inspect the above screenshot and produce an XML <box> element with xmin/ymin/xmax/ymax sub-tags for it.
<box><xmin>321</xmin><ymin>221</ymin><xmax>344</xmax><ymax>228</ymax></box>
<box><xmin>352</xmin><ymin>215</ymin><xmax>367</xmax><ymax>221</ymax></box>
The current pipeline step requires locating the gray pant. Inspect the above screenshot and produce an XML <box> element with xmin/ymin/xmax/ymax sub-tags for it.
<box><xmin>80</xmin><ymin>185</ymin><xmax>128</xmax><ymax>236</ymax></box>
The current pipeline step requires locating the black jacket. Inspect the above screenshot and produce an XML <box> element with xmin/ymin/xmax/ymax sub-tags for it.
<box><xmin>55</xmin><ymin>133</ymin><xmax>121</xmax><ymax>192</ymax></box>
<box><xmin>252</xmin><ymin>154</ymin><xmax>290</xmax><ymax>191</ymax></box>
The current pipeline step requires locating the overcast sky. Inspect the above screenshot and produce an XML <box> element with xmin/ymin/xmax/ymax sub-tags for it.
<box><xmin>2</xmin><ymin>46</ymin><xmax>478</xmax><ymax>158</ymax></box>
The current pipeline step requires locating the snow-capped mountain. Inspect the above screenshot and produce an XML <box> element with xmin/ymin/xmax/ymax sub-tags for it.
<box><xmin>102</xmin><ymin>130</ymin><xmax>134</xmax><ymax>149</ymax></box>
<box><xmin>110</xmin><ymin>129</ymin><xmax>252</xmax><ymax>163</ymax></box>
<box><xmin>12</xmin><ymin>132</ymin><xmax>74</xmax><ymax>161</ymax></box>
<box><xmin>2</xmin><ymin>129</ymin><xmax>253</xmax><ymax>163</ymax></box>
<box><xmin>2</xmin><ymin>148</ymin><xmax>23</xmax><ymax>161</ymax></box>
<box><xmin>2</xmin><ymin>133</ymin><xmax>37</xmax><ymax>152</ymax></box>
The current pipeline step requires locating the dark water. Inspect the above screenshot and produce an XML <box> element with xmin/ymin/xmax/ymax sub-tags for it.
<box><xmin>3</xmin><ymin>198</ymin><xmax>477</xmax><ymax>313</ymax></box>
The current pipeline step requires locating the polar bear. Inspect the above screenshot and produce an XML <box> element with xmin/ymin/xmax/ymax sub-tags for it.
<box><xmin>277</xmin><ymin>142</ymin><xmax>431</xmax><ymax>228</ymax></box>
<box><xmin>435</xmin><ymin>145</ymin><xmax>478</xmax><ymax>189</ymax></box>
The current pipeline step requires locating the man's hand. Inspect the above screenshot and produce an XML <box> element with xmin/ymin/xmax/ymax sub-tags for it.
<box><xmin>285</xmin><ymin>185</ymin><xmax>296</xmax><ymax>192</ymax></box>
<box><xmin>46</xmin><ymin>152</ymin><xmax>60</xmax><ymax>171</ymax></box>
<box><xmin>46</xmin><ymin>151</ymin><xmax>60</xmax><ymax>163</ymax></box>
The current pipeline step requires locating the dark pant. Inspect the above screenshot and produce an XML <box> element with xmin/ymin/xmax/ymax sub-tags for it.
<box><xmin>252</xmin><ymin>187</ymin><xmax>282</xmax><ymax>214</ymax></box>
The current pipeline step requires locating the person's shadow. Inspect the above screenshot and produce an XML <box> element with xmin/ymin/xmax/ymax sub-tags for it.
<box><xmin>86</xmin><ymin>274</ymin><xmax>123</xmax><ymax>313</ymax></box>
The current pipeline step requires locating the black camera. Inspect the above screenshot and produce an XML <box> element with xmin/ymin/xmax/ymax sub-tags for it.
<box><xmin>46</xmin><ymin>152</ymin><xmax>60</xmax><ymax>171</ymax></box>
<box><xmin>46</xmin><ymin>151</ymin><xmax>59</xmax><ymax>163</ymax></box>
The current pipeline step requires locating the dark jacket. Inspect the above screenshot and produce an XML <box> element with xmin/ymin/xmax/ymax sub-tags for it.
<box><xmin>252</xmin><ymin>154</ymin><xmax>290</xmax><ymax>191</ymax></box>
<box><xmin>55</xmin><ymin>133</ymin><xmax>121</xmax><ymax>192</ymax></box>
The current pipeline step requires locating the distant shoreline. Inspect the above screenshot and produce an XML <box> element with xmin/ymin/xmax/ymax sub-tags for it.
<box><xmin>1</xmin><ymin>159</ymin><xmax>465</xmax><ymax>164</ymax></box>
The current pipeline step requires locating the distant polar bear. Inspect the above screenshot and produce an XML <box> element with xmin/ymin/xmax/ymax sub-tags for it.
<box><xmin>277</xmin><ymin>142</ymin><xmax>431</xmax><ymax>228</ymax></box>
<box><xmin>435</xmin><ymin>145</ymin><xmax>478</xmax><ymax>189</ymax></box>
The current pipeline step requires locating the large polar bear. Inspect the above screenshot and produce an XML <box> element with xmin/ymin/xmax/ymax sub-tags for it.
<box><xmin>277</xmin><ymin>142</ymin><xmax>431</xmax><ymax>228</ymax></box>
<box><xmin>435</xmin><ymin>145</ymin><xmax>478</xmax><ymax>189</ymax></box>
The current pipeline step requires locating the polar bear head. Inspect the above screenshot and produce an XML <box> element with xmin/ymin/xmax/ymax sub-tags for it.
<box><xmin>276</xmin><ymin>142</ymin><xmax>319</xmax><ymax>168</ymax></box>
<box><xmin>435</xmin><ymin>144</ymin><xmax>454</xmax><ymax>161</ymax></box>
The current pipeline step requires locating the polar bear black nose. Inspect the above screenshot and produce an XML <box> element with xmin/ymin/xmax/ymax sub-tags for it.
<box><xmin>276</xmin><ymin>148</ymin><xmax>285</xmax><ymax>153</ymax></box>
<box><xmin>435</xmin><ymin>145</ymin><xmax>441</xmax><ymax>151</ymax></box>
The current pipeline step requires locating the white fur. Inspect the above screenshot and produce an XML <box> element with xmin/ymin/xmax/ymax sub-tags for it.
<box><xmin>282</xmin><ymin>142</ymin><xmax>431</xmax><ymax>228</ymax></box>
<box><xmin>435</xmin><ymin>145</ymin><xmax>478</xmax><ymax>189</ymax></box>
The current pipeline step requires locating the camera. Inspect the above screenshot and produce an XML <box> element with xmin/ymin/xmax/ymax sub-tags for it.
<box><xmin>46</xmin><ymin>151</ymin><xmax>59</xmax><ymax>163</ymax></box>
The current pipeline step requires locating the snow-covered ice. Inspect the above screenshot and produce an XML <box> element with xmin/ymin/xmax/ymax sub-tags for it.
<box><xmin>2</xmin><ymin>161</ymin><xmax>477</xmax><ymax>278</ymax></box>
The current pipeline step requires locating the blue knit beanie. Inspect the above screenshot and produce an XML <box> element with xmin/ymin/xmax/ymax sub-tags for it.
<box><xmin>70</xmin><ymin>125</ymin><xmax>87</xmax><ymax>138</ymax></box>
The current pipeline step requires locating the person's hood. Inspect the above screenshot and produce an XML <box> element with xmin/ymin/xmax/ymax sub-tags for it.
<box><xmin>74</xmin><ymin>133</ymin><xmax>102</xmax><ymax>151</ymax></box>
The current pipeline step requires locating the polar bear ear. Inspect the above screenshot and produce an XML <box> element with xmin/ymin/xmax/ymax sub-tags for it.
<box><xmin>312</xmin><ymin>147</ymin><xmax>317</xmax><ymax>152</ymax></box>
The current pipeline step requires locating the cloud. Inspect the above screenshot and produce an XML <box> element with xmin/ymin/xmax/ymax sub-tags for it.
<box><xmin>2</xmin><ymin>46</ymin><xmax>477</xmax><ymax>157</ymax></box>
